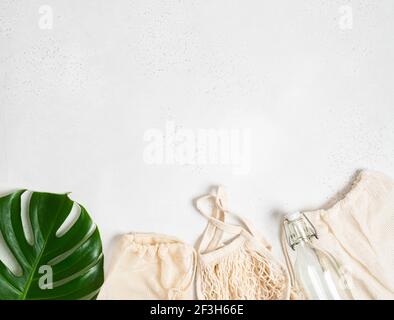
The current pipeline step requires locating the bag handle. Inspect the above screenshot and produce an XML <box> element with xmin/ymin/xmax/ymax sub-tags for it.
<box><xmin>195</xmin><ymin>186</ymin><xmax>272</xmax><ymax>252</ymax></box>
<box><xmin>195</xmin><ymin>189</ymin><xmax>242</xmax><ymax>253</ymax></box>
<box><xmin>281</xmin><ymin>221</ymin><xmax>298</xmax><ymax>290</ymax></box>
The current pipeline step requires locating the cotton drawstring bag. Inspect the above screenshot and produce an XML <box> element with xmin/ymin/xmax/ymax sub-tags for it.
<box><xmin>98</xmin><ymin>233</ymin><xmax>196</xmax><ymax>300</ymax></box>
<box><xmin>195</xmin><ymin>186</ymin><xmax>291</xmax><ymax>300</ymax></box>
<box><xmin>302</xmin><ymin>170</ymin><xmax>394</xmax><ymax>299</ymax></box>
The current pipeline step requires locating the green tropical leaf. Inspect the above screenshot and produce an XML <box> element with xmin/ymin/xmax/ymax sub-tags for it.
<box><xmin>0</xmin><ymin>190</ymin><xmax>104</xmax><ymax>300</ymax></box>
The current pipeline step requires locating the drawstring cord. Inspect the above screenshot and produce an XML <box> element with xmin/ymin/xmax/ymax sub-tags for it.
<box><xmin>168</xmin><ymin>249</ymin><xmax>197</xmax><ymax>300</ymax></box>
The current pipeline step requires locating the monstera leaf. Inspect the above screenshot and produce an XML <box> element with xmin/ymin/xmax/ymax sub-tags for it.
<box><xmin>0</xmin><ymin>190</ymin><xmax>104</xmax><ymax>300</ymax></box>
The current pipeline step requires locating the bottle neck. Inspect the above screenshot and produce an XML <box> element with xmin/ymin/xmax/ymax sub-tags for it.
<box><xmin>292</xmin><ymin>237</ymin><xmax>312</xmax><ymax>249</ymax></box>
<box><xmin>284</xmin><ymin>213</ymin><xmax>318</xmax><ymax>250</ymax></box>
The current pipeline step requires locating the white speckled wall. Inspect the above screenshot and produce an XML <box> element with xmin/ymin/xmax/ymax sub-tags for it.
<box><xmin>1</xmin><ymin>1</ymin><xmax>393</xmax><ymax>269</ymax></box>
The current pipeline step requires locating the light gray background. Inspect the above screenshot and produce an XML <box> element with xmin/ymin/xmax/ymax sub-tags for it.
<box><xmin>1</xmin><ymin>0</ymin><xmax>393</xmax><ymax>269</ymax></box>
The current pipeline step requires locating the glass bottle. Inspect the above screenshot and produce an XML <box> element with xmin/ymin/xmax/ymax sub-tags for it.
<box><xmin>283</xmin><ymin>212</ymin><xmax>353</xmax><ymax>300</ymax></box>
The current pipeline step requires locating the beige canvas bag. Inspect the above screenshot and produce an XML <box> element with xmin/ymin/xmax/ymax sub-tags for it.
<box><xmin>304</xmin><ymin>170</ymin><xmax>394</xmax><ymax>299</ymax></box>
<box><xmin>98</xmin><ymin>233</ymin><xmax>196</xmax><ymax>300</ymax></box>
<box><xmin>195</xmin><ymin>186</ymin><xmax>292</xmax><ymax>300</ymax></box>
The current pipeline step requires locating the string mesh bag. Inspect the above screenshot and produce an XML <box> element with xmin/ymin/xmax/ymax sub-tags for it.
<box><xmin>195</xmin><ymin>187</ymin><xmax>292</xmax><ymax>300</ymax></box>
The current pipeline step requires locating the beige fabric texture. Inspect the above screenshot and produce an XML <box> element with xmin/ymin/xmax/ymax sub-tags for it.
<box><xmin>98</xmin><ymin>233</ymin><xmax>196</xmax><ymax>300</ymax></box>
<box><xmin>305</xmin><ymin>170</ymin><xmax>394</xmax><ymax>300</ymax></box>
<box><xmin>195</xmin><ymin>187</ymin><xmax>292</xmax><ymax>300</ymax></box>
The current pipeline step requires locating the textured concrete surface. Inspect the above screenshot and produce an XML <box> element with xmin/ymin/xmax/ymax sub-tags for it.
<box><xmin>0</xmin><ymin>1</ymin><xmax>393</xmax><ymax>269</ymax></box>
